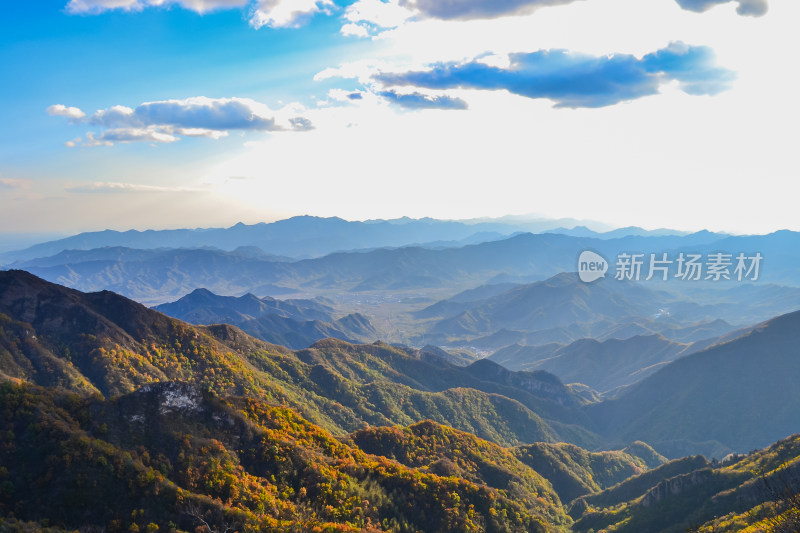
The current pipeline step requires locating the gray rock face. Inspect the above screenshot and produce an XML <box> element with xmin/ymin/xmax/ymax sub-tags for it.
<box><xmin>640</xmin><ymin>468</ymin><xmax>714</xmax><ymax>507</ymax></box>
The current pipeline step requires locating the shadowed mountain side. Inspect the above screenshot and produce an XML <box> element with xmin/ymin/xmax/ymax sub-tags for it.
<box><xmin>221</xmin><ymin>312</ymin><xmax>378</xmax><ymax>350</ymax></box>
<box><xmin>430</xmin><ymin>274</ymin><xmax>682</xmax><ymax>337</ymax></box>
<box><xmin>588</xmin><ymin>309</ymin><xmax>800</xmax><ymax>457</ymax></box>
<box><xmin>154</xmin><ymin>287</ymin><xmax>334</xmax><ymax>322</ymax></box>
<box><xmin>154</xmin><ymin>288</ymin><xmax>378</xmax><ymax>349</ymax></box>
<box><xmin>438</xmin><ymin>318</ymin><xmax>738</xmax><ymax>352</ymax></box>
<box><xmin>572</xmin><ymin>454</ymin><xmax>711</xmax><ymax>512</ymax></box>
<box><xmin>413</xmin><ymin>282</ymin><xmax>522</xmax><ymax>318</ymax></box>
<box><xmin>489</xmin><ymin>334</ymin><xmax>698</xmax><ymax>393</ymax></box>
<box><xmin>429</xmin><ymin>273</ymin><xmax>800</xmax><ymax>339</ymax></box>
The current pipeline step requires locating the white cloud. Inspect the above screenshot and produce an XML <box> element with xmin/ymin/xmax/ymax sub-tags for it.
<box><xmin>177</xmin><ymin>0</ymin><xmax>248</xmax><ymax>10</ymax></box>
<box><xmin>326</xmin><ymin>88</ymin><xmax>369</xmax><ymax>102</ymax></box>
<box><xmin>99</xmin><ymin>127</ymin><xmax>180</xmax><ymax>144</ymax></box>
<box><xmin>341</xmin><ymin>23</ymin><xmax>371</xmax><ymax>37</ymax></box>
<box><xmin>46</xmin><ymin>104</ymin><xmax>86</xmax><ymax>120</ymax></box>
<box><xmin>90</xmin><ymin>97</ymin><xmax>302</xmax><ymax>130</ymax></box>
<box><xmin>175</xmin><ymin>127</ymin><xmax>230</xmax><ymax>139</ymax></box>
<box><xmin>315</xmin><ymin>60</ymin><xmax>395</xmax><ymax>84</ymax></box>
<box><xmin>65</xmin><ymin>0</ymin><xmax>331</xmax><ymax>28</ymax></box>
<box><xmin>88</xmin><ymin>105</ymin><xmax>136</xmax><ymax>128</ymax></box>
<box><xmin>67</xmin><ymin>129</ymin><xmax>176</xmax><ymax>147</ymax></box>
<box><xmin>65</xmin><ymin>0</ymin><xmax>247</xmax><ymax>14</ymax></box>
<box><xmin>52</xmin><ymin>96</ymin><xmax>312</xmax><ymax>146</ymax></box>
<box><xmin>83</xmin><ymin>132</ymin><xmax>114</xmax><ymax>147</ymax></box>
<box><xmin>344</xmin><ymin>0</ymin><xmax>413</xmax><ymax>28</ymax></box>
<box><xmin>66</xmin><ymin>181</ymin><xmax>206</xmax><ymax>193</ymax></box>
<box><xmin>66</xmin><ymin>0</ymin><xmax>144</xmax><ymax>13</ymax></box>
<box><xmin>249</xmin><ymin>0</ymin><xmax>334</xmax><ymax>28</ymax></box>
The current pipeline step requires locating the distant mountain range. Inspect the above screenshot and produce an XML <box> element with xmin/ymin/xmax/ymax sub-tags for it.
<box><xmin>1</xmin><ymin>232</ymin><xmax>594</xmax><ymax>303</ymax></box>
<box><xmin>7</xmin><ymin>228</ymin><xmax>800</xmax><ymax>307</ymax></box>
<box><xmin>154</xmin><ymin>288</ymin><xmax>378</xmax><ymax>349</ymax></box>
<box><xmin>1</xmin><ymin>215</ymin><xmax>703</xmax><ymax>263</ymax></box>
<box><xmin>420</xmin><ymin>272</ymin><xmax>800</xmax><ymax>347</ymax></box>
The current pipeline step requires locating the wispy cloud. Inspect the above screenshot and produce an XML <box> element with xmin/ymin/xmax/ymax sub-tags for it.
<box><xmin>0</xmin><ymin>177</ymin><xmax>34</xmax><ymax>190</ymax></box>
<box><xmin>64</xmin><ymin>0</ymin><xmax>334</xmax><ymax>28</ymax></box>
<box><xmin>50</xmin><ymin>96</ymin><xmax>312</xmax><ymax>147</ymax></box>
<box><xmin>374</xmin><ymin>42</ymin><xmax>735</xmax><ymax>108</ymax></box>
<box><xmin>66</xmin><ymin>181</ymin><xmax>207</xmax><ymax>193</ymax></box>
<box><xmin>378</xmin><ymin>89</ymin><xmax>468</xmax><ymax>110</ymax></box>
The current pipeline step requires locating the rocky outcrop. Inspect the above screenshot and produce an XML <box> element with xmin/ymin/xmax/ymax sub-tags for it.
<box><xmin>464</xmin><ymin>358</ymin><xmax>578</xmax><ymax>406</ymax></box>
<box><xmin>640</xmin><ymin>468</ymin><xmax>714</xmax><ymax>507</ymax></box>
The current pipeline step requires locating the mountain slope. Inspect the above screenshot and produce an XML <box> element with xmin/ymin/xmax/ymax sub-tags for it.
<box><xmin>0</xmin><ymin>381</ymin><xmax>566</xmax><ymax>532</ymax></box>
<box><xmin>490</xmin><ymin>334</ymin><xmax>696</xmax><ymax>393</ymax></box>
<box><xmin>589</xmin><ymin>309</ymin><xmax>800</xmax><ymax>457</ymax></box>
<box><xmin>350</xmin><ymin>420</ymin><xmax>569</xmax><ymax>523</ymax></box>
<box><xmin>0</xmin><ymin>270</ymin><xmax>596</xmax><ymax>447</ymax></box>
<box><xmin>154</xmin><ymin>287</ymin><xmax>334</xmax><ymax>322</ymax></box>
<box><xmin>512</xmin><ymin>442</ymin><xmax>654</xmax><ymax>504</ymax></box>
<box><xmin>571</xmin><ymin>434</ymin><xmax>800</xmax><ymax>533</ymax></box>
<box><xmin>154</xmin><ymin>288</ymin><xmax>378</xmax><ymax>349</ymax></box>
<box><xmin>430</xmin><ymin>273</ymin><xmax>679</xmax><ymax>336</ymax></box>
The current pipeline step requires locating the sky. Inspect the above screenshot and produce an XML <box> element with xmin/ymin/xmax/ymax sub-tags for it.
<box><xmin>0</xmin><ymin>0</ymin><xmax>798</xmax><ymax>238</ymax></box>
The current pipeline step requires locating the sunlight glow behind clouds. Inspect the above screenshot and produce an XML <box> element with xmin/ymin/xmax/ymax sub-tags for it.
<box><xmin>199</xmin><ymin>0</ymin><xmax>799</xmax><ymax>234</ymax></box>
<box><xmin>11</xmin><ymin>0</ymin><xmax>793</xmax><ymax>233</ymax></box>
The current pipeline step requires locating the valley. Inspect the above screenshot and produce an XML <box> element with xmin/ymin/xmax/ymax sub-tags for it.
<box><xmin>1</xmin><ymin>218</ymin><xmax>799</xmax><ymax>532</ymax></box>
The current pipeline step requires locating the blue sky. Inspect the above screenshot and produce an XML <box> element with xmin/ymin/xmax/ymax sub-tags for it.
<box><xmin>0</xmin><ymin>0</ymin><xmax>797</xmax><ymax>237</ymax></box>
